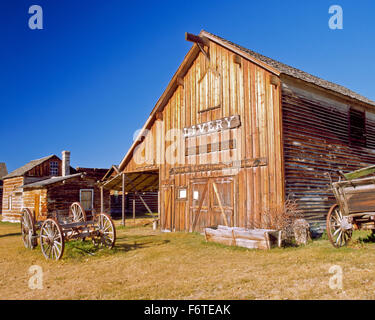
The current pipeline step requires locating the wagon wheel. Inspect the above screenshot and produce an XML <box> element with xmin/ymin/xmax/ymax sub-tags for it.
<box><xmin>40</xmin><ymin>219</ymin><xmax>65</xmax><ymax>260</ymax></box>
<box><xmin>69</xmin><ymin>202</ymin><xmax>87</xmax><ymax>222</ymax></box>
<box><xmin>21</xmin><ymin>208</ymin><xmax>37</xmax><ymax>249</ymax></box>
<box><xmin>93</xmin><ymin>213</ymin><xmax>116</xmax><ymax>249</ymax></box>
<box><xmin>326</xmin><ymin>204</ymin><xmax>353</xmax><ymax>248</ymax></box>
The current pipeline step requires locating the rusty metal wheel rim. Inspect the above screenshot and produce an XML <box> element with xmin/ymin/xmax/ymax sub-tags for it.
<box><xmin>326</xmin><ymin>204</ymin><xmax>352</xmax><ymax>248</ymax></box>
<box><xmin>96</xmin><ymin>213</ymin><xmax>116</xmax><ymax>249</ymax></box>
<box><xmin>69</xmin><ymin>202</ymin><xmax>87</xmax><ymax>222</ymax></box>
<box><xmin>21</xmin><ymin>208</ymin><xmax>36</xmax><ymax>249</ymax></box>
<box><xmin>40</xmin><ymin>219</ymin><xmax>65</xmax><ymax>260</ymax></box>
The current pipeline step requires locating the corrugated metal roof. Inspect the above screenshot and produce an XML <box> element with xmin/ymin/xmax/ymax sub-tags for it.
<box><xmin>201</xmin><ymin>30</ymin><xmax>375</xmax><ymax>106</ymax></box>
<box><xmin>21</xmin><ymin>173</ymin><xmax>84</xmax><ymax>189</ymax></box>
<box><xmin>3</xmin><ymin>155</ymin><xmax>56</xmax><ymax>179</ymax></box>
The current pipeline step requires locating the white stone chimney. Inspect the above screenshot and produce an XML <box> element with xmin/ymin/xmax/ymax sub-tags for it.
<box><xmin>62</xmin><ymin>151</ymin><xmax>71</xmax><ymax>177</ymax></box>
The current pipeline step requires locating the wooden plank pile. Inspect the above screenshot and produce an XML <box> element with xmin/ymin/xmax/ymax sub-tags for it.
<box><xmin>204</xmin><ymin>225</ymin><xmax>282</xmax><ymax>250</ymax></box>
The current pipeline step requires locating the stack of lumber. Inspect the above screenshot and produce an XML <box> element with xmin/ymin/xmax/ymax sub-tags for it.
<box><xmin>204</xmin><ymin>225</ymin><xmax>282</xmax><ymax>250</ymax></box>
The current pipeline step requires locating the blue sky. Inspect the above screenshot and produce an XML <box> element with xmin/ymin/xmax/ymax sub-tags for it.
<box><xmin>1</xmin><ymin>0</ymin><xmax>374</xmax><ymax>172</ymax></box>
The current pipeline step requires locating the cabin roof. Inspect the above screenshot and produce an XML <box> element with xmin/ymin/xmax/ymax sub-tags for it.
<box><xmin>21</xmin><ymin>173</ymin><xmax>84</xmax><ymax>189</ymax></box>
<box><xmin>3</xmin><ymin>155</ymin><xmax>56</xmax><ymax>179</ymax></box>
<box><xmin>0</xmin><ymin>163</ymin><xmax>8</xmax><ymax>179</ymax></box>
<box><xmin>117</xmin><ymin>30</ymin><xmax>375</xmax><ymax>171</ymax></box>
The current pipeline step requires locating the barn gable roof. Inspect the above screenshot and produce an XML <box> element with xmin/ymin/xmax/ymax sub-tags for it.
<box><xmin>3</xmin><ymin>155</ymin><xmax>56</xmax><ymax>179</ymax></box>
<box><xmin>201</xmin><ymin>30</ymin><xmax>375</xmax><ymax>107</ymax></box>
<box><xmin>118</xmin><ymin>30</ymin><xmax>375</xmax><ymax>171</ymax></box>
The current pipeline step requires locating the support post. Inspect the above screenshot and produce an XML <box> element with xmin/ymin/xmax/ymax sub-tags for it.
<box><xmin>133</xmin><ymin>199</ymin><xmax>135</xmax><ymax>225</ymax></box>
<box><xmin>100</xmin><ymin>186</ymin><xmax>104</xmax><ymax>213</ymax></box>
<box><xmin>122</xmin><ymin>173</ymin><xmax>125</xmax><ymax>226</ymax></box>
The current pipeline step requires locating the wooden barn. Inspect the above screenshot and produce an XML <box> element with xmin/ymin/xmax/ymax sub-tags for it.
<box><xmin>1</xmin><ymin>151</ymin><xmax>109</xmax><ymax>222</ymax></box>
<box><xmin>0</xmin><ymin>163</ymin><xmax>8</xmax><ymax>214</ymax></box>
<box><xmin>101</xmin><ymin>30</ymin><xmax>375</xmax><ymax>232</ymax></box>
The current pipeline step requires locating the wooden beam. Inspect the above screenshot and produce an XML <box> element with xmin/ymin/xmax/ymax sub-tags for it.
<box><xmin>100</xmin><ymin>186</ymin><xmax>104</xmax><ymax>213</ymax></box>
<box><xmin>133</xmin><ymin>199</ymin><xmax>136</xmax><ymax>225</ymax></box>
<box><xmin>270</xmin><ymin>75</ymin><xmax>280</xmax><ymax>86</ymax></box>
<box><xmin>185</xmin><ymin>32</ymin><xmax>210</xmax><ymax>47</ymax></box>
<box><xmin>122</xmin><ymin>173</ymin><xmax>125</xmax><ymax>226</ymax></box>
<box><xmin>136</xmin><ymin>192</ymin><xmax>154</xmax><ymax>215</ymax></box>
<box><xmin>233</xmin><ymin>55</ymin><xmax>241</xmax><ymax>65</ymax></box>
<box><xmin>177</xmin><ymin>77</ymin><xmax>184</xmax><ymax>87</ymax></box>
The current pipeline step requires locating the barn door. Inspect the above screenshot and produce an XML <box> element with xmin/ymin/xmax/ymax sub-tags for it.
<box><xmin>190</xmin><ymin>177</ymin><xmax>235</xmax><ymax>232</ymax></box>
<box><xmin>190</xmin><ymin>179</ymin><xmax>209</xmax><ymax>232</ymax></box>
<box><xmin>210</xmin><ymin>177</ymin><xmax>235</xmax><ymax>228</ymax></box>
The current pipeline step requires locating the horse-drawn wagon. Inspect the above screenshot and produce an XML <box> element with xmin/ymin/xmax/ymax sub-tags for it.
<box><xmin>327</xmin><ymin>165</ymin><xmax>375</xmax><ymax>247</ymax></box>
<box><xmin>20</xmin><ymin>202</ymin><xmax>116</xmax><ymax>260</ymax></box>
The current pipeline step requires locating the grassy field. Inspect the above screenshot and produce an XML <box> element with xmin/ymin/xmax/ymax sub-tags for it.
<box><xmin>2</xmin><ymin>218</ymin><xmax>375</xmax><ymax>300</ymax></box>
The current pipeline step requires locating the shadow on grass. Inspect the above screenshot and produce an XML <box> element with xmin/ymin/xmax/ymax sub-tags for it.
<box><xmin>357</xmin><ymin>232</ymin><xmax>375</xmax><ymax>243</ymax></box>
<box><xmin>0</xmin><ymin>232</ymin><xmax>21</xmax><ymax>238</ymax></box>
<box><xmin>114</xmin><ymin>239</ymin><xmax>170</xmax><ymax>253</ymax></box>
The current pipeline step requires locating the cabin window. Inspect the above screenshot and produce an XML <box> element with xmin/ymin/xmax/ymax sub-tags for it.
<box><xmin>50</xmin><ymin>161</ymin><xmax>59</xmax><ymax>176</ymax></box>
<box><xmin>177</xmin><ymin>187</ymin><xmax>187</xmax><ymax>200</ymax></box>
<box><xmin>80</xmin><ymin>189</ymin><xmax>94</xmax><ymax>211</ymax></box>
<box><xmin>8</xmin><ymin>195</ymin><xmax>12</xmax><ymax>210</ymax></box>
<box><xmin>349</xmin><ymin>108</ymin><xmax>366</xmax><ymax>147</ymax></box>
<box><xmin>198</xmin><ymin>68</ymin><xmax>221</xmax><ymax>113</ymax></box>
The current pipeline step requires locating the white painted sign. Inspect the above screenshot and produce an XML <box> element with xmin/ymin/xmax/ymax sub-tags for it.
<box><xmin>183</xmin><ymin>115</ymin><xmax>241</xmax><ymax>138</ymax></box>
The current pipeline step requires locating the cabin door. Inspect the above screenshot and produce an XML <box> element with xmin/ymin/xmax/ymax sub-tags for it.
<box><xmin>190</xmin><ymin>176</ymin><xmax>235</xmax><ymax>232</ymax></box>
<box><xmin>34</xmin><ymin>194</ymin><xmax>40</xmax><ymax>221</ymax></box>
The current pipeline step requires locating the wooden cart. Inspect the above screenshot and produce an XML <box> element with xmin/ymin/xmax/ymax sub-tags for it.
<box><xmin>327</xmin><ymin>165</ymin><xmax>375</xmax><ymax>248</ymax></box>
<box><xmin>20</xmin><ymin>202</ymin><xmax>116</xmax><ymax>260</ymax></box>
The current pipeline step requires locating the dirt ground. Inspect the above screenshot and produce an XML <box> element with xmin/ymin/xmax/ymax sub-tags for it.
<box><xmin>2</xmin><ymin>218</ymin><xmax>375</xmax><ymax>300</ymax></box>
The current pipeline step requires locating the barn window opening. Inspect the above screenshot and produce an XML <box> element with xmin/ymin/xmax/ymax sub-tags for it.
<box><xmin>80</xmin><ymin>189</ymin><xmax>94</xmax><ymax>211</ymax></box>
<box><xmin>177</xmin><ymin>188</ymin><xmax>187</xmax><ymax>200</ymax></box>
<box><xmin>349</xmin><ymin>108</ymin><xmax>366</xmax><ymax>147</ymax></box>
<box><xmin>198</xmin><ymin>67</ymin><xmax>221</xmax><ymax>113</ymax></box>
<box><xmin>50</xmin><ymin>161</ymin><xmax>59</xmax><ymax>176</ymax></box>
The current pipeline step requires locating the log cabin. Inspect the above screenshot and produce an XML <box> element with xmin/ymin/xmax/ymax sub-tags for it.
<box><xmin>101</xmin><ymin>30</ymin><xmax>375</xmax><ymax>232</ymax></box>
<box><xmin>1</xmin><ymin>151</ymin><xmax>109</xmax><ymax>222</ymax></box>
<box><xmin>0</xmin><ymin>163</ymin><xmax>8</xmax><ymax>214</ymax></box>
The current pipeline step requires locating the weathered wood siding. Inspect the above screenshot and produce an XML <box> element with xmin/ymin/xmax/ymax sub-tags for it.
<box><xmin>2</xmin><ymin>177</ymin><xmax>24</xmax><ymax>222</ymax></box>
<box><xmin>23</xmin><ymin>189</ymin><xmax>48</xmax><ymax>220</ymax></box>
<box><xmin>45</xmin><ymin>177</ymin><xmax>110</xmax><ymax>219</ymax></box>
<box><xmin>0</xmin><ymin>181</ymin><xmax>3</xmax><ymax>215</ymax></box>
<box><xmin>122</xmin><ymin>41</ymin><xmax>284</xmax><ymax>232</ymax></box>
<box><xmin>281</xmin><ymin>78</ymin><xmax>375</xmax><ymax>225</ymax></box>
<box><xmin>27</xmin><ymin>156</ymin><xmax>62</xmax><ymax>177</ymax></box>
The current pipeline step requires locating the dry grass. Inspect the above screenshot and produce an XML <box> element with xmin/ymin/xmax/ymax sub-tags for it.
<box><xmin>2</xmin><ymin>218</ymin><xmax>375</xmax><ymax>300</ymax></box>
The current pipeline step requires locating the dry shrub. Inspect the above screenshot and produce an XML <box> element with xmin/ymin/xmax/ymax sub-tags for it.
<box><xmin>249</xmin><ymin>199</ymin><xmax>303</xmax><ymax>239</ymax></box>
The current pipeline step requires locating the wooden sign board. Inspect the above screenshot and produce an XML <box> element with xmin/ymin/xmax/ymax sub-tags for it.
<box><xmin>183</xmin><ymin>115</ymin><xmax>241</xmax><ymax>138</ymax></box>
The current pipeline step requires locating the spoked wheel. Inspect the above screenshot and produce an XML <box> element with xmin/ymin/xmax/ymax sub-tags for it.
<box><xmin>93</xmin><ymin>213</ymin><xmax>116</xmax><ymax>249</ymax></box>
<box><xmin>21</xmin><ymin>208</ymin><xmax>37</xmax><ymax>249</ymax></box>
<box><xmin>40</xmin><ymin>219</ymin><xmax>65</xmax><ymax>260</ymax></box>
<box><xmin>326</xmin><ymin>204</ymin><xmax>353</xmax><ymax>248</ymax></box>
<box><xmin>69</xmin><ymin>202</ymin><xmax>87</xmax><ymax>222</ymax></box>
